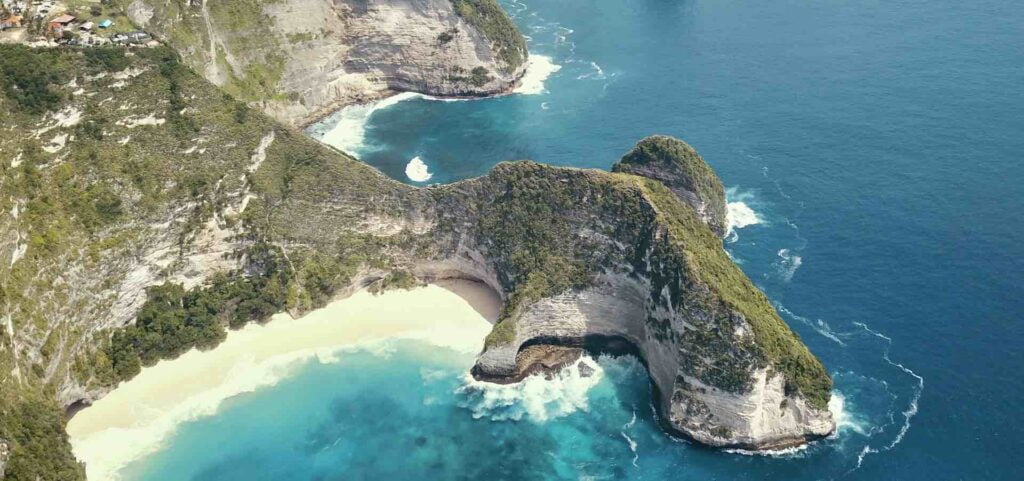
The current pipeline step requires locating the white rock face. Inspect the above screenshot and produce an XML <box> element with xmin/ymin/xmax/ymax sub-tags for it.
<box><xmin>670</xmin><ymin>369</ymin><xmax>834</xmax><ymax>449</ymax></box>
<box><xmin>472</xmin><ymin>270</ymin><xmax>835</xmax><ymax>450</ymax></box>
<box><xmin>130</xmin><ymin>0</ymin><xmax>527</xmax><ymax>128</ymax></box>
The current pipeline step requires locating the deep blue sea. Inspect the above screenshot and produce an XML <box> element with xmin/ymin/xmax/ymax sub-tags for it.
<box><xmin>131</xmin><ymin>0</ymin><xmax>1023</xmax><ymax>479</ymax></box>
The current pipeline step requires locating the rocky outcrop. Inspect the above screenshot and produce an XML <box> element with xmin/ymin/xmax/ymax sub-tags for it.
<box><xmin>445</xmin><ymin>161</ymin><xmax>831</xmax><ymax>450</ymax></box>
<box><xmin>269</xmin><ymin>146</ymin><xmax>835</xmax><ymax>449</ymax></box>
<box><xmin>128</xmin><ymin>0</ymin><xmax>527</xmax><ymax>127</ymax></box>
<box><xmin>613</xmin><ymin>135</ymin><xmax>728</xmax><ymax>237</ymax></box>
<box><xmin>0</xmin><ymin>47</ymin><xmax>832</xmax><ymax>479</ymax></box>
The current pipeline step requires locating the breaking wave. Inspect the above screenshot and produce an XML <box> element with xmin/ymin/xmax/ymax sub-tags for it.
<box><xmin>455</xmin><ymin>356</ymin><xmax>603</xmax><ymax>422</ymax></box>
<box><xmin>405</xmin><ymin>156</ymin><xmax>433</xmax><ymax>182</ymax></box>
<box><xmin>309</xmin><ymin>92</ymin><xmax>424</xmax><ymax>156</ymax></box>
<box><xmin>514</xmin><ymin>55</ymin><xmax>562</xmax><ymax>95</ymax></box>
<box><xmin>725</xmin><ymin>187</ymin><xmax>763</xmax><ymax>241</ymax></box>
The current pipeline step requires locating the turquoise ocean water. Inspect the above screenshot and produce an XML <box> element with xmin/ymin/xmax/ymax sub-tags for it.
<box><xmin>129</xmin><ymin>0</ymin><xmax>1023</xmax><ymax>479</ymax></box>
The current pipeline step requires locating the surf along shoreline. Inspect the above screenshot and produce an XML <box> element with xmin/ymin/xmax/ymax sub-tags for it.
<box><xmin>65</xmin><ymin>280</ymin><xmax>500</xmax><ymax>481</ymax></box>
<box><xmin>307</xmin><ymin>55</ymin><xmax>561</xmax><ymax>164</ymax></box>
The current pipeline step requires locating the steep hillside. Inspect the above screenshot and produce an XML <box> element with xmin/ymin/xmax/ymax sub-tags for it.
<box><xmin>122</xmin><ymin>0</ymin><xmax>528</xmax><ymax>127</ymax></box>
<box><xmin>0</xmin><ymin>45</ymin><xmax>830</xmax><ymax>479</ymax></box>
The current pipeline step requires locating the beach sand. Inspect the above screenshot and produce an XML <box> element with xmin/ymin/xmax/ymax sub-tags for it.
<box><xmin>66</xmin><ymin>281</ymin><xmax>500</xmax><ymax>480</ymax></box>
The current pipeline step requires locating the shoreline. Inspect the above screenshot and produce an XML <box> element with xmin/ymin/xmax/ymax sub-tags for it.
<box><xmin>307</xmin><ymin>55</ymin><xmax>561</xmax><ymax>157</ymax></box>
<box><xmin>296</xmin><ymin>53</ymin><xmax>556</xmax><ymax>130</ymax></box>
<box><xmin>65</xmin><ymin>281</ymin><xmax>499</xmax><ymax>481</ymax></box>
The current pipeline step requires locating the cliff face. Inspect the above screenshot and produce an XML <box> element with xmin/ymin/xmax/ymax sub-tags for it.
<box><xmin>428</xmin><ymin>163</ymin><xmax>833</xmax><ymax>449</ymax></box>
<box><xmin>125</xmin><ymin>0</ymin><xmax>527</xmax><ymax>127</ymax></box>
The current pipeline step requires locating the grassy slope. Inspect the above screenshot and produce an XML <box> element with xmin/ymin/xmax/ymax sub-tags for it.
<box><xmin>638</xmin><ymin>179</ymin><xmax>831</xmax><ymax>408</ymax></box>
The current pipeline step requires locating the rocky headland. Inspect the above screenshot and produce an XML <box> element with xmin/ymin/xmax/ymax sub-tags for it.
<box><xmin>1</xmin><ymin>7</ymin><xmax>830</xmax><ymax>477</ymax></box>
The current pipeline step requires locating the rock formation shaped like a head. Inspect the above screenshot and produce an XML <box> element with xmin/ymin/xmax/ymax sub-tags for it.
<box><xmin>613</xmin><ymin>136</ymin><xmax>728</xmax><ymax>237</ymax></box>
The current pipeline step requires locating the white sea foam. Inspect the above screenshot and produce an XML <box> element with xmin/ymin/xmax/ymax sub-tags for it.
<box><xmin>724</xmin><ymin>444</ymin><xmax>809</xmax><ymax>457</ymax></box>
<box><xmin>456</xmin><ymin>356</ymin><xmax>603</xmax><ymax>422</ymax></box>
<box><xmin>775</xmin><ymin>248</ymin><xmax>803</xmax><ymax>282</ymax></box>
<box><xmin>621</xmin><ymin>431</ymin><xmax>639</xmax><ymax>467</ymax></box>
<box><xmin>775</xmin><ymin>303</ymin><xmax>846</xmax><ymax>346</ymax></box>
<box><xmin>724</xmin><ymin>187</ymin><xmax>763</xmax><ymax>241</ymax></box>
<box><xmin>577</xmin><ymin>61</ymin><xmax>606</xmax><ymax>80</ymax></box>
<box><xmin>405</xmin><ymin>156</ymin><xmax>433</xmax><ymax>182</ymax></box>
<box><xmin>514</xmin><ymin>55</ymin><xmax>561</xmax><ymax>95</ymax></box>
<box><xmin>621</xmin><ymin>410</ymin><xmax>639</xmax><ymax>467</ymax></box>
<box><xmin>726</xmin><ymin>202</ymin><xmax>761</xmax><ymax>232</ymax></box>
<box><xmin>849</xmin><ymin>322</ymin><xmax>925</xmax><ymax>469</ymax></box>
<box><xmin>829</xmin><ymin>391</ymin><xmax>871</xmax><ymax>436</ymax></box>
<box><xmin>315</xmin><ymin>92</ymin><xmax>423</xmax><ymax>155</ymax></box>
<box><xmin>315</xmin><ymin>55</ymin><xmax>559</xmax><ymax>156</ymax></box>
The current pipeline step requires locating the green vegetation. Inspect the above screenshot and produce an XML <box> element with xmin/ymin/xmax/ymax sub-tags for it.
<box><xmin>368</xmin><ymin>270</ymin><xmax>423</xmax><ymax>295</ymax></box>
<box><xmin>106</xmin><ymin>243</ymin><xmax>291</xmax><ymax>380</ymax></box>
<box><xmin>614</xmin><ymin>135</ymin><xmax>727</xmax><ymax>235</ymax></box>
<box><xmin>0</xmin><ymin>389</ymin><xmax>84</xmax><ymax>481</ymax></box>
<box><xmin>638</xmin><ymin>179</ymin><xmax>831</xmax><ymax>408</ymax></box>
<box><xmin>437</xmin><ymin>28</ymin><xmax>457</xmax><ymax>45</ymax></box>
<box><xmin>286</xmin><ymin>32</ymin><xmax>315</xmax><ymax>44</ymax></box>
<box><xmin>0</xmin><ymin>45</ymin><xmax>293</xmax><ymax>479</ymax></box>
<box><xmin>451</xmin><ymin>0</ymin><xmax>527</xmax><ymax>71</ymax></box>
<box><xmin>470</xmin><ymin>66</ymin><xmax>492</xmax><ymax>87</ymax></box>
<box><xmin>0</xmin><ymin>46</ymin><xmax>68</xmax><ymax>113</ymax></box>
<box><xmin>83</xmin><ymin>47</ymin><xmax>130</xmax><ymax>74</ymax></box>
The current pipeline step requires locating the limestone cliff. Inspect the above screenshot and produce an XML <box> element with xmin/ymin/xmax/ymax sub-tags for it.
<box><xmin>124</xmin><ymin>0</ymin><xmax>528</xmax><ymax>127</ymax></box>
<box><xmin>0</xmin><ymin>46</ymin><xmax>830</xmax><ymax>479</ymax></box>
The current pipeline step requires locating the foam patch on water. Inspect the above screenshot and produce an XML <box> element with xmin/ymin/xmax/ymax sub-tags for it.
<box><xmin>621</xmin><ymin>410</ymin><xmax>639</xmax><ymax>467</ymax></box>
<box><xmin>849</xmin><ymin>322</ymin><xmax>925</xmax><ymax>469</ymax></box>
<box><xmin>514</xmin><ymin>55</ymin><xmax>561</xmax><ymax>95</ymax></box>
<box><xmin>312</xmin><ymin>92</ymin><xmax>423</xmax><ymax>155</ymax></box>
<box><xmin>829</xmin><ymin>391</ymin><xmax>871</xmax><ymax>436</ymax></box>
<box><xmin>725</xmin><ymin>444</ymin><xmax>810</xmax><ymax>458</ymax></box>
<box><xmin>576</xmin><ymin>61</ymin><xmax>606</xmax><ymax>80</ymax></box>
<box><xmin>775</xmin><ymin>303</ymin><xmax>847</xmax><ymax>346</ymax></box>
<box><xmin>456</xmin><ymin>356</ymin><xmax>603</xmax><ymax>422</ymax></box>
<box><xmin>724</xmin><ymin>187</ymin><xmax>764</xmax><ymax>240</ymax></box>
<box><xmin>405</xmin><ymin>156</ymin><xmax>433</xmax><ymax>182</ymax></box>
<box><xmin>775</xmin><ymin>248</ymin><xmax>803</xmax><ymax>282</ymax></box>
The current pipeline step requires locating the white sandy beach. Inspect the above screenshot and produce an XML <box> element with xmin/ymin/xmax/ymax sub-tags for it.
<box><xmin>66</xmin><ymin>281</ymin><xmax>499</xmax><ymax>481</ymax></box>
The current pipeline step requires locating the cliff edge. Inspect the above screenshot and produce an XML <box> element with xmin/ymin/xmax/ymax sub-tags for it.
<box><xmin>126</xmin><ymin>0</ymin><xmax>528</xmax><ymax>127</ymax></box>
